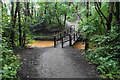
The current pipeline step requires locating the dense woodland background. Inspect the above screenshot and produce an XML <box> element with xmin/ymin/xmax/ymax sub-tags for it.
<box><xmin>0</xmin><ymin>1</ymin><xmax>120</xmax><ymax>79</ymax></box>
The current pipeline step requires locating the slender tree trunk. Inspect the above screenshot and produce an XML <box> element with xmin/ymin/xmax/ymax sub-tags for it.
<box><xmin>70</xmin><ymin>2</ymin><xmax>83</xmax><ymax>21</ymax></box>
<box><xmin>115</xmin><ymin>2</ymin><xmax>119</xmax><ymax>24</ymax></box>
<box><xmin>55</xmin><ymin>3</ymin><xmax>62</xmax><ymax>28</ymax></box>
<box><xmin>27</xmin><ymin>2</ymin><xmax>30</xmax><ymax>16</ymax></box>
<box><xmin>95</xmin><ymin>2</ymin><xmax>114</xmax><ymax>32</ymax></box>
<box><xmin>44</xmin><ymin>3</ymin><xmax>47</xmax><ymax>14</ymax></box>
<box><xmin>1</xmin><ymin>1</ymin><xmax>3</xmax><ymax>19</ymax></box>
<box><xmin>95</xmin><ymin>6</ymin><xmax>105</xmax><ymax>29</ymax></box>
<box><xmin>64</xmin><ymin>13</ymin><xmax>67</xmax><ymax>27</ymax></box>
<box><xmin>99</xmin><ymin>2</ymin><xmax>101</xmax><ymax>8</ymax></box>
<box><xmin>0</xmin><ymin>1</ymin><xmax>3</xmax><ymax>44</ymax></box>
<box><xmin>31</xmin><ymin>3</ymin><xmax>34</xmax><ymax>17</ymax></box>
<box><xmin>56</xmin><ymin>15</ymin><xmax>62</xmax><ymax>28</ymax></box>
<box><xmin>18</xmin><ymin>2</ymin><xmax>22</xmax><ymax>46</ymax></box>
<box><xmin>23</xmin><ymin>2</ymin><xmax>28</xmax><ymax>47</ymax></box>
<box><xmin>41</xmin><ymin>7</ymin><xmax>43</xmax><ymax>16</ymax></box>
<box><xmin>85</xmin><ymin>0</ymin><xmax>89</xmax><ymax>52</ymax></box>
<box><xmin>11</xmin><ymin>1</ymin><xmax>14</xmax><ymax>48</ymax></box>
<box><xmin>106</xmin><ymin>2</ymin><xmax>114</xmax><ymax>31</ymax></box>
<box><xmin>14</xmin><ymin>2</ymin><xmax>19</xmax><ymax>25</ymax></box>
<box><xmin>86</xmin><ymin>1</ymin><xmax>89</xmax><ymax>18</ymax></box>
<box><xmin>49</xmin><ymin>10</ymin><xmax>51</xmax><ymax>24</ymax></box>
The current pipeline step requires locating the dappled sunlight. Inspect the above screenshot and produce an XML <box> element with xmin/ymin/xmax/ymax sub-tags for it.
<box><xmin>73</xmin><ymin>42</ymin><xmax>85</xmax><ymax>49</ymax></box>
<box><xmin>27</xmin><ymin>40</ymin><xmax>54</xmax><ymax>47</ymax></box>
<box><xmin>73</xmin><ymin>42</ymin><xmax>95</xmax><ymax>50</ymax></box>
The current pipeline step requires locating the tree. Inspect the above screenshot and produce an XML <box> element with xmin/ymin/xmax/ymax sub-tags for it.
<box><xmin>10</xmin><ymin>1</ymin><xmax>14</xmax><ymax>47</ymax></box>
<box><xmin>55</xmin><ymin>2</ymin><xmax>62</xmax><ymax>28</ymax></box>
<box><xmin>86</xmin><ymin>0</ymin><xmax>89</xmax><ymax>18</ymax></box>
<box><xmin>95</xmin><ymin>2</ymin><xmax>114</xmax><ymax>32</ymax></box>
<box><xmin>18</xmin><ymin>2</ymin><xmax>22</xmax><ymax>46</ymax></box>
<box><xmin>114</xmin><ymin>2</ymin><xmax>119</xmax><ymax>24</ymax></box>
<box><xmin>70</xmin><ymin>2</ymin><xmax>83</xmax><ymax>21</ymax></box>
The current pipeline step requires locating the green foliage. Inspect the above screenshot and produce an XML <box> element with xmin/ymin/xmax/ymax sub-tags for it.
<box><xmin>67</xmin><ymin>13</ymin><xmax>76</xmax><ymax>22</ymax></box>
<box><xmin>1</xmin><ymin>37</ymin><xmax>21</xmax><ymax>79</ymax></box>
<box><xmin>79</xmin><ymin>2</ymin><xmax>120</xmax><ymax>78</ymax></box>
<box><xmin>86</xmin><ymin>26</ymin><xmax>120</xmax><ymax>78</ymax></box>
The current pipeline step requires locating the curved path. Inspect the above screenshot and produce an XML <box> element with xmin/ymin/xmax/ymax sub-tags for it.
<box><xmin>15</xmin><ymin>15</ymin><xmax>99</xmax><ymax>78</ymax></box>
<box><xmin>64</xmin><ymin>13</ymin><xmax>80</xmax><ymax>30</ymax></box>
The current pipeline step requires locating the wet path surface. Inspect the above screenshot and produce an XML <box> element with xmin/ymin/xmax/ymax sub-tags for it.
<box><xmin>15</xmin><ymin>14</ymin><xmax>99</xmax><ymax>78</ymax></box>
<box><xmin>15</xmin><ymin>46</ymin><xmax>99</xmax><ymax>78</ymax></box>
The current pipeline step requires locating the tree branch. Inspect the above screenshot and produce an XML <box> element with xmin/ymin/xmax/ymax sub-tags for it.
<box><xmin>70</xmin><ymin>2</ymin><xmax>83</xmax><ymax>21</ymax></box>
<box><xmin>95</xmin><ymin>2</ymin><xmax>108</xmax><ymax>22</ymax></box>
<box><xmin>95</xmin><ymin>6</ymin><xmax>105</xmax><ymax>29</ymax></box>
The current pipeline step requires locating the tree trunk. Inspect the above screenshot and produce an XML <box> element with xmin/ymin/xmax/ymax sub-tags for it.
<box><xmin>99</xmin><ymin>2</ymin><xmax>101</xmax><ymax>8</ymax></box>
<box><xmin>18</xmin><ymin>2</ymin><xmax>22</xmax><ymax>46</ymax></box>
<box><xmin>44</xmin><ymin>3</ymin><xmax>47</xmax><ymax>14</ymax></box>
<box><xmin>49</xmin><ymin>10</ymin><xmax>51</xmax><ymax>24</ymax></box>
<box><xmin>0</xmin><ymin>1</ymin><xmax>3</xmax><ymax>44</ymax></box>
<box><xmin>1</xmin><ymin>1</ymin><xmax>3</xmax><ymax>20</ymax></box>
<box><xmin>106</xmin><ymin>2</ymin><xmax>114</xmax><ymax>31</ymax></box>
<box><xmin>11</xmin><ymin>1</ymin><xmax>14</xmax><ymax>48</ymax></box>
<box><xmin>41</xmin><ymin>7</ymin><xmax>43</xmax><ymax>16</ymax></box>
<box><xmin>31</xmin><ymin>3</ymin><xmax>34</xmax><ymax>17</ymax></box>
<box><xmin>27</xmin><ymin>2</ymin><xmax>31</xmax><ymax>18</ymax></box>
<box><xmin>86</xmin><ymin>1</ymin><xmax>89</xmax><ymax>18</ymax></box>
<box><xmin>70</xmin><ymin>2</ymin><xmax>83</xmax><ymax>21</ymax></box>
<box><xmin>55</xmin><ymin>3</ymin><xmax>62</xmax><ymax>28</ymax></box>
<box><xmin>85</xmin><ymin>0</ymin><xmax>89</xmax><ymax>52</ymax></box>
<box><xmin>115</xmin><ymin>2</ymin><xmax>119</xmax><ymax>24</ymax></box>
<box><xmin>64</xmin><ymin>13</ymin><xmax>67</xmax><ymax>27</ymax></box>
<box><xmin>14</xmin><ymin>2</ymin><xmax>19</xmax><ymax>25</ymax></box>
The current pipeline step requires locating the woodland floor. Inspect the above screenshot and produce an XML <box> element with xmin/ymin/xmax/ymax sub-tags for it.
<box><xmin>15</xmin><ymin>14</ymin><xmax>99</xmax><ymax>78</ymax></box>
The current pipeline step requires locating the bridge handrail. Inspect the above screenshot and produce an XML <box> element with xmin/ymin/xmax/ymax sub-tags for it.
<box><xmin>53</xmin><ymin>25</ymin><xmax>81</xmax><ymax>48</ymax></box>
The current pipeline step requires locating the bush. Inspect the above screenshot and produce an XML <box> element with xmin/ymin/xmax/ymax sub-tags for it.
<box><xmin>1</xmin><ymin>38</ymin><xmax>21</xmax><ymax>79</ymax></box>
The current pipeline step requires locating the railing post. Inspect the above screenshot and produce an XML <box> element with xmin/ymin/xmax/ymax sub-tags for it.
<box><xmin>54</xmin><ymin>35</ymin><xmax>56</xmax><ymax>48</ymax></box>
<box><xmin>74</xmin><ymin>33</ymin><xmax>75</xmax><ymax>41</ymax></box>
<box><xmin>69</xmin><ymin>33</ymin><xmax>72</xmax><ymax>46</ymax></box>
<box><xmin>85</xmin><ymin>37</ymin><xmax>88</xmax><ymax>52</ymax></box>
<box><xmin>61</xmin><ymin>37</ymin><xmax>63</xmax><ymax>48</ymax></box>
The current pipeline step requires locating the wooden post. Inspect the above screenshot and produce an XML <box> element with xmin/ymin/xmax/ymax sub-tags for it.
<box><xmin>85</xmin><ymin>37</ymin><xmax>88</xmax><ymax>52</ymax></box>
<box><xmin>69</xmin><ymin>33</ymin><xmax>72</xmax><ymax>46</ymax></box>
<box><xmin>54</xmin><ymin>35</ymin><xmax>56</xmax><ymax>48</ymax></box>
<box><xmin>74</xmin><ymin>33</ymin><xmax>75</xmax><ymax>41</ymax></box>
<box><xmin>61</xmin><ymin>37</ymin><xmax>63</xmax><ymax>48</ymax></box>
